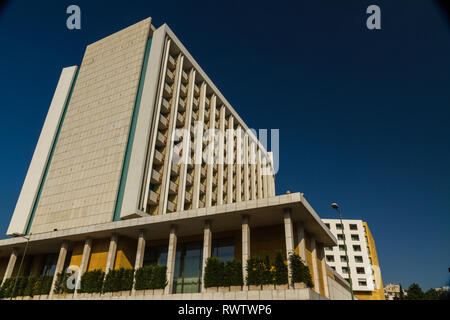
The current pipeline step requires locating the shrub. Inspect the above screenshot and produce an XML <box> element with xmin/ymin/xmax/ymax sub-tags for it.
<box><xmin>53</xmin><ymin>270</ymin><xmax>76</xmax><ymax>294</ymax></box>
<box><xmin>78</xmin><ymin>269</ymin><xmax>104</xmax><ymax>293</ymax></box>
<box><xmin>261</xmin><ymin>255</ymin><xmax>273</xmax><ymax>285</ymax></box>
<box><xmin>35</xmin><ymin>275</ymin><xmax>53</xmax><ymax>295</ymax></box>
<box><xmin>0</xmin><ymin>278</ymin><xmax>16</xmax><ymax>298</ymax></box>
<box><xmin>246</xmin><ymin>257</ymin><xmax>266</xmax><ymax>286</ymax></box>
<box><xmin>103</xmin><ymin>268</ymin><xmax>134</xmax><ymax>293</ymax></box>
<box><xmin>273</xmin><ymin>252</ymin><xmax>288</xmax><ymax>285</ymax></box>
<box><xmin>204</xmin><ymin>257</ymin><xmax>224</xmax><ymax>288</ymax></box>
<box><xmin>24</xmin><ymin>276</ymin><xmax>38</xmax><ymax>297</ymax></box>
<box><xmin>150</xmin><ymin>265</ymin><xmax>167</xmax><ymax>289</ymax></box>
<box><xmin>223</xmin><ymin>259</ymin><xmax>243</xmax><ymax>287</ymax></box>
<box><xmin>289</xmin><ymin>253</ymin><xmax>313</xmax><ymax>288</ymax></box>
<box><xmin>134</xmin><ymin>266</ymin><xmax>153</xmax><ymax>290</ymax></box>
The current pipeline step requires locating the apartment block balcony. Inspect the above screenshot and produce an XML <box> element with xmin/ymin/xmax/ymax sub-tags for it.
<box><xmin>156</xmin><ymin>132</ymin><xmax>167</xmax><ymax>147</ymax></box>
<box><xmin>186</xmin><ymin>173</ymin><xmax>193</xmax><ymax>185</ymax></box>
<box><xmin>176</xmin><ymin>112</ymin><xmax>184</xmax><ymax>127</ymax></box>
<box><xmin>178</xmin><ymin>98</ymin><xmax>186</xmax><ymax>112</ymax></box>
<box><xmin>181</xmin><ymin>70</ymin><xmax>188</xmax><ymax>84</ymax></box>
<box><xmin>168</xmin><ymin>55</ymin><xmax>176</xmax><ymax>70</ymax></box>
<box><xmin>179</xmin><ymin>84</ymin><xmax>187</xmax><ymax>98</ymax></box>
<box><xmin>169</xmin><ymin>181</ymin><xmax>178</xmax><ymax>194</ymax></box>
<box><xmin>166</xmin><ymin>69</ymin><xmax>174</xmax><ymax>84</ymax></box>
<box><xmin>171</xmin><ymin>165</ymin><xmax>180</xmax><ymax>176</ymax></box>
<box><xmin>194</xmin><ymin>85</ymin><xmax>200</xmax><ymax>97</ymax></box>
<box><xmin>153</xmin><ymin>149</ymin><xmax>164</xmax><ymax>165</ymax></box>
<box><xmin>163</xmin><ymin>83</ymin><xmax>173</xmax><ymax>99</ymax></box>
<box><xmin>151</xmin><ymin>169</ymin><xmax>162</xmax><ymax>184</ymax></box>
<box><xmin>184</xmin><ymin>192</ymin><xmax>192</xmax><ymax>203</ymax></box>
<box><xmin>148</xmin><ymin>190</ymin><xmax>159</xmax><ymax>205</ymax></box>
<box><xmin>158</xmin><ymin>114</ymin><xmax>168</xmax><ymax>130</ymax></box>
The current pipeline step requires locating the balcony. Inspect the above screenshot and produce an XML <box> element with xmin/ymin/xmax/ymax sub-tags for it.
<box><xmin>168</xmin><ymin>55</ymin><xmax>176</xmax><ymax>70</ymax></box>
<box><xmin>201</xmin><ymin>167</ymin><xmax>207</xmax><ymax>178</ymax></box>
<box><xmin>163</xmin><ymin>83</ymin><xmax>172</xmax><ymax>99</ymax></box>
<box><xmin>148</xmin><ymin>191</ymin><xmax>159</xmax><ymax>205</ymax></box>
<box><xmin>158</xmin><ymin>114</ymin><xmax>168</xmax><ymax>130</ymax></box>
<box><xmin>199</xmin><ymin>184</ymin><xmax>206</xmax><ymax>194</ymax></box>
<box><xmin>169</xmin><ymin>181</ymin><xmax>178</xmax><ymax>194</ymax></box>
<box><xmin>156</xmin><ymin>132</ymin><xmax>167</xmax><ymax>147</ymax></box>
<box><xmin>151</xmin><ymin>169</ymin><xmax>162</xmax><ymax>184</ymax></box>
<box><xmin>185</xmin><ymin>192</ymin><xmax>192</xmax><ymax>203</ymax></box>
<box><xmin>167</xmin><ymin>201</ymin><xmax>176</xmax><ymax>212</ymax></box>
<box><xmin>153</xmin><ymin>149</ymin><xmax>164</xmax><ymax>165</ymax></box>
<box><xmin>171</xmin><ymin>165</ymin><xmax>180</xmax><ymax>176</ymax></box>
<box><xmin>166</xmin><ymin>69</ymin><xmax>174</xmax><ymax>83</ymax></box>
<box><xmin>179</xmin><ymin>84</ymin><xmax>187</xmax><ymax>98</ymax></box>
<box><xmin>186</xmin><ymin>173</ymin><xmax>193</xmax><ymax>185</ymax></box>
<box><xmin>176</xmin><ymin>112</ymin><xmax>184</xmax><ymax>127</ymax></box>
<box><xmin>181</xmin><ymin>70</ymin><xmax>188</xmax><ymax>84</ymax></box>
<box><xmin>161</xmin><ymin>98</ymin><xmax>170</xmax><ymax>114</ymax></box>
<box><xmin>178</xmin><ymin>98</ymin><xmax>186</xmax><ymax>112</ymax></box>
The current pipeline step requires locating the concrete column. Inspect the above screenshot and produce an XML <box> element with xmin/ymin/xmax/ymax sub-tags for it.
<box><xmin>105</xmin><ymin>233</ymin><xmax>118</xmax><ymax>274</ymax></box>
<box><xmin>134</xmin><ymin>230</ymin><xmax>146</xmax><ymax>270</ymax></box>
<box><xmin>250</xmin><ymin>142</ymin><xmax>257</xmax><ymax>200</ymax></box>
<box><xmin>177</xmin><ymin>69</ymin><xmax>196</xmax><ymax>211</ymax></box>
<box><xmin>217</xmin><ymin>106</ymin><xmax>226</xmax><ymax>205</ymax></box>
<box><xmin>158</xmin><ymin>54</ymin><xmax>185</xmax><ymax>214</ymax></box>
<box><xmin>75</xmin><ymin>238</ymin><xmax>92</xmax><ymax>293</ymax></box>
<box><xmin>317</xmin><ymin>243</ymin><xmax>330</xmax><ymax>298</ymax></box>
<box><xmin>205</xmin><ymin>97</ymin><xmax>216</xmax><ymax>207</ymax></box>
<box><xmin>256</xmin><ymin>149</ymin><xmax>263</xmax><ymax>199</ymax></box>
<box><xmin>296</xmin><ymin>222</ymin><xmax>306</xmax><ymax>263</ymax></box>
<box><xmin>2</xmin><ymin>248</ymin><xmax>18</xmax><ymax>284</ymax></box>
<box><xmin>262</xmin><ymin>157</ymin><xmax>268</xmax><ymax>198</ymax></box>
<box><xmin>50</xmin><ymin>241</ymin><xmax>69</xmax><ymax>295</ymax></box>
<box><xmin>310</xmin><ymin>236</ymin><xmax>320</xmax><ymax>294</ymax></box>
<box><xmin>192</xmin><ymin>82</ymin><xmax>206</xmax><ymax>209</ymax></box>
<box><xmin>243</xmin><ymin>134</ymin><xmax>249</xmax><ymax>201</ymax></box>
<box><xmin>201</xmin><ymin>220</ymin><xmax>212</xmax><ymax>292</ymax></box>
<box><xmin>165</xmin><ymin>225</ymin><xmax>178</xmax><ymax>294</ymax></box>
<box><xmin>235</xmin><ymin>127</ymin><xmax>242</xmax><ymax>202</ymax></box>
<box><xmin>242</xmin><ymin>215</ymin><xmax>250</xmax><ymax>290</ymax></box>
<box><xmin>226</xmin><ymin>116</ymin><xmax>234</xmax><ymax>204</ymax></box>
<box><xmin>283</xmin><ymin>208</ymin><xmax>295</xmax><ymax>287</ymax></box>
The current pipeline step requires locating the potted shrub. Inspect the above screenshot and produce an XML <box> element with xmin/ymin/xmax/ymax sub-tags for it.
<box><xmin>134</xmin><ymin>265</ymin><xmax>153</xmax><ymax>295</ymax></box>
<box><xmin>289</xmin><ymin>253</ymin><xmax>313</xmax><ymax>289</ymax></box>
<box><xmin>150</xmin><ymin>265</ymin><xmax>167</xmax><ymax>295</ymax></box>
<box><xmin>246</xmin><ymin>257</ymin><xmax>264</xmax><ymax>290</ymax></box>
<box><xmin>224</xmin><ymin>259</ymin><xmax>243</xmax><ymax>291</ymax></box>
<box><xmin>103</xmin><ymin>268</ymin><xmax>134</xmax><ymax>297</ymax></box>
<box><xmin>261</xmin><ymin>255</ymin><xmax>275</xmax><ymax>290</ymax></box>
<box><xmin>273</xmin><ymin>252</ymin><xmax>289</xmax><ymax>290</ymax></box>
<box><xmin>78</xmin><ymin>269</ymin><xmax>104</xmax><ymax>298</ymax></box>
<box><xmin>204</xmin><ymin>257</ymin><xmax>224</xmax><ymax>292</ymax></box>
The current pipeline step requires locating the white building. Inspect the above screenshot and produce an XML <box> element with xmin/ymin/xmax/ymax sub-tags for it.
<box><xmin>321</xmin><ymin>219</ymin><xmax>384</xmax><ymax>300</ymax></box>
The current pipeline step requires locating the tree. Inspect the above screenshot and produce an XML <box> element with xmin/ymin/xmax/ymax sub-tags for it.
<box><xmin>406</xmin><ymin>283</ymin><xmax>425</xmax><ymax>300</ymax></box>
<box><xmin>424</xmin><ymin>288</ymin><xmax>440</xmax><ymax>300</ymax></box>
<box><xmin>398</xmin><ymin>284</ymin><xmax>405</xmax><ymax>300</ymax></box>
<box><xmin>272</xmin><ymin>252</ymin><xmax>288</xmax><ymax>285</ymax></box>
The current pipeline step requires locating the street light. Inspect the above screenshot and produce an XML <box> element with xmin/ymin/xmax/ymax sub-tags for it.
<box><xmin>10</xmin><ymin>233</ymin><xmax>32</xmax><ymax>300</ymax></box>
<box><xmin>331</xmin><ymin>203</ymin><xmax>354</xmax><ymax>300</ymax></box>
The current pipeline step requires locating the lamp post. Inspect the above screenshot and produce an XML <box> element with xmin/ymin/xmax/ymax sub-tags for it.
<box><xmin>10</xmin><ymin>233</ymin><xmax>32</xmax><ymax>300</ymax></box>
<box><xmin>331</xmin><ymin>203</ymin><xmax>354</xmax><ymax>300</ymax></box>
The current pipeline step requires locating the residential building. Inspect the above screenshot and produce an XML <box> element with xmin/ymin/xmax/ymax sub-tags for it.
<box><xmin>384</xmin><ymin>283</ymin><xmax>406</xmax><ymax>300</ymax></box>
<box><xmin>0</xmin><ymin>17</ymin><xmax>351</xmax><ymax>300</ymax></box>
<box><xmin>322</xmin><ymin>219</ymin><xmax>385</xmax><ymax>300</ymax></box>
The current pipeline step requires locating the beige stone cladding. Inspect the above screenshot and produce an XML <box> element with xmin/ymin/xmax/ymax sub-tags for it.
<box><xmin>30</xmin><ymin>18</ymin><xmax>151</xmax><ymax>234</ymax></box>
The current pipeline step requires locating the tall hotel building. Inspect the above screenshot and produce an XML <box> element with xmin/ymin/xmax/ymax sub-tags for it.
<box><xmin>321</xmin><ymin>219</ymin><xmax>385</xmax><ymax>300</ymax></box>
<box><xmin>0</xmin><ymin>18</ymin><xmax>351</xmax><ymax>300</ymax></box>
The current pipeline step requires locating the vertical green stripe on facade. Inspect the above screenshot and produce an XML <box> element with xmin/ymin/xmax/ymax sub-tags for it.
<box><xmin>113</xmin><ymin>38</ymin><xmax>152</xmax><ymax>221</ymax></box>
<box><xmin>25</xmin><ymin>68</ymin><xmax>80</xmax><ymax>235</ymax></box>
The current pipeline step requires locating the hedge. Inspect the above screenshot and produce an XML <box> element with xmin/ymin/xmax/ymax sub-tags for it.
<box><xmin>53</xmin><ymin>270</ymin><xmax>76</xmax><ymax>294</ymax></box>
<box><xmin>78</xmin><ymin>269</ymin><xmax>105</xmax><ymax>293</ymax></box>
<box><xmin>204</xmin><ymin>257</ymin><xmax>224</xmax><ymax>288</ymax></box>
<box><xmin>246</xmin><ymin>253</ymin><xmax>289</xmax><ymax>286</ymax></box>
<box><xmin>289</xmin><ymin>253</ymin><xmax>313</xmax><ymax>287</ymax></box>
<box><xmin>134</xmin><ymin>265</ymin><xmax>167</xmax><ymax>290</ymax></box>
<box><xmin>223</xmin><ymin>259</ymin><xmax>243</xmax><ymax>287</ymax></box>
<box><xmin>103</xmin><ymin>268</ymin><xmax>134</xmax><ymax>293</ymax></box>
<box><xmin>273</xmin><ymin>252</ymin><xmax>288</xmax><ymax>285</ymax></box>
<box><xmin>0</xmin><ymin>275</ymin><xmax>53</xmax><ymax>298</ymax></box>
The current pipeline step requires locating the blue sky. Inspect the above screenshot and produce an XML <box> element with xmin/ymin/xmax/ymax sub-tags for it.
<box><xmin>0</xmin><ymin>0</ymin><xmax>449</xmax><ymax>290</ymax></box>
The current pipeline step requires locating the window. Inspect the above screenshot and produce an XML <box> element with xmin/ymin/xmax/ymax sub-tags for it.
<box><xmin>325</xmin><ymin>223</ymin><xmax>330</xmax><ymax>229</ymax></box>
<box><xmin>41</xmin><ymin>253</ymin><xmax>58</xmax><ymax>276</ymax></box>
<box><xmin>341</xmin><ymin>267</ymin><xmax>349</xmax><ymax>274</ymax></box>
<box><xmin>349</xmin><ymin>224</ymin><xmax>358</xmax><ymax>230</ymax></box>
<box><xmin>336</xmin><ymin>224</ymin><xmax>344</xmax><ymax>230</ymax></box>
<box><xmin>358</xmin><ymin>280</ymin><xmax>367</xmax><ymax>286</ymax></box>
<box><xmin>143</xmin><ymin>245</ymin><xmax>168</xmax><ymax>266</ymax></box>
<box><xmin>351</xmin><ymin>234</ymin><xmax>359</xmax><ymax>241</ymax></box>
<box><xmin>326</xmin><ymin>255</ymin><xmax>335</xmax><ymax>262</ymax></box>
<box><xmin>353</xmin><ymin>245</ymin><xmax>361</xmax><ymax>252</ymax></box>
<box><xmin>212</xmin><ymin>238</ymin><xmax>235</xmax><ymax>262</ymax></box>
<box><xmin>337</xmin><ymin>234</ymin><xmax>345</xmax><ymax>240</ymax></box>
<box><xmin>355</xmin><ymin>256</ymin><xmax>363</xmax><ymax>263</ymax></box>
<box><xmin>325</xmin><ymin>246</ymin><xmax>333</xmax><ymax>251</ymax></box>
<box><xmin>340</xmin><ymin>255</ymin><xmax>347</xmax><ymax>262</ymax></box>
<box><xmin>356</xmin><ymin>267</ymin><xmax>365</xmax><ymax>274</ymax></box>
<box><xmin>339</xmin><ymin>245</ymin><xmax>346</xmax><ymax>251</ymax></box>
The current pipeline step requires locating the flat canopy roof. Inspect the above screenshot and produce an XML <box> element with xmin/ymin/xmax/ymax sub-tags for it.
<box><xmin>0</xmin><ymin>193</ymin><xmax>337</xmax><ymax>258</ymax></box>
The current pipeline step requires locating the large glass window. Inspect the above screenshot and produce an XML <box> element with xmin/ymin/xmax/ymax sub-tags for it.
<box><xmin>212</xmin><ymin>238</ymin><xmax>234</xmax><ymax>262</ymax></box>
<box><xmin>173</xmin><ymin>242</ymin><xmax>203</xmax><ymax>294</ymax></box>
<box><xmin>143</xmin><ymin>245</ymin><xmax>168</xmax><ymax>266</ymax></box>
<box><xmin>41</xmin><ymin>253</ymin><xmax>58</xmax><ymax>276</ymax></box>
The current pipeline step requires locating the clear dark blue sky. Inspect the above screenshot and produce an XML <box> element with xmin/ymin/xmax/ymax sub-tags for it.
<box><xmin>0</xmin><ymin>0</ymin><xmax>449</xmax><ymax>290</ymax></box>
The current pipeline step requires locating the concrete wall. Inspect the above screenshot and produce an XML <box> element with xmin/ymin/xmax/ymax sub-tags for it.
<box><xmin>327</xmin><ymin>275</ymin><xmax>352</xmax><ymax>300</ymax></box>
<box><xmin>28</xmin><ymin>19</ymin><xmax>152</xmax><ymax>234</ymax></box>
